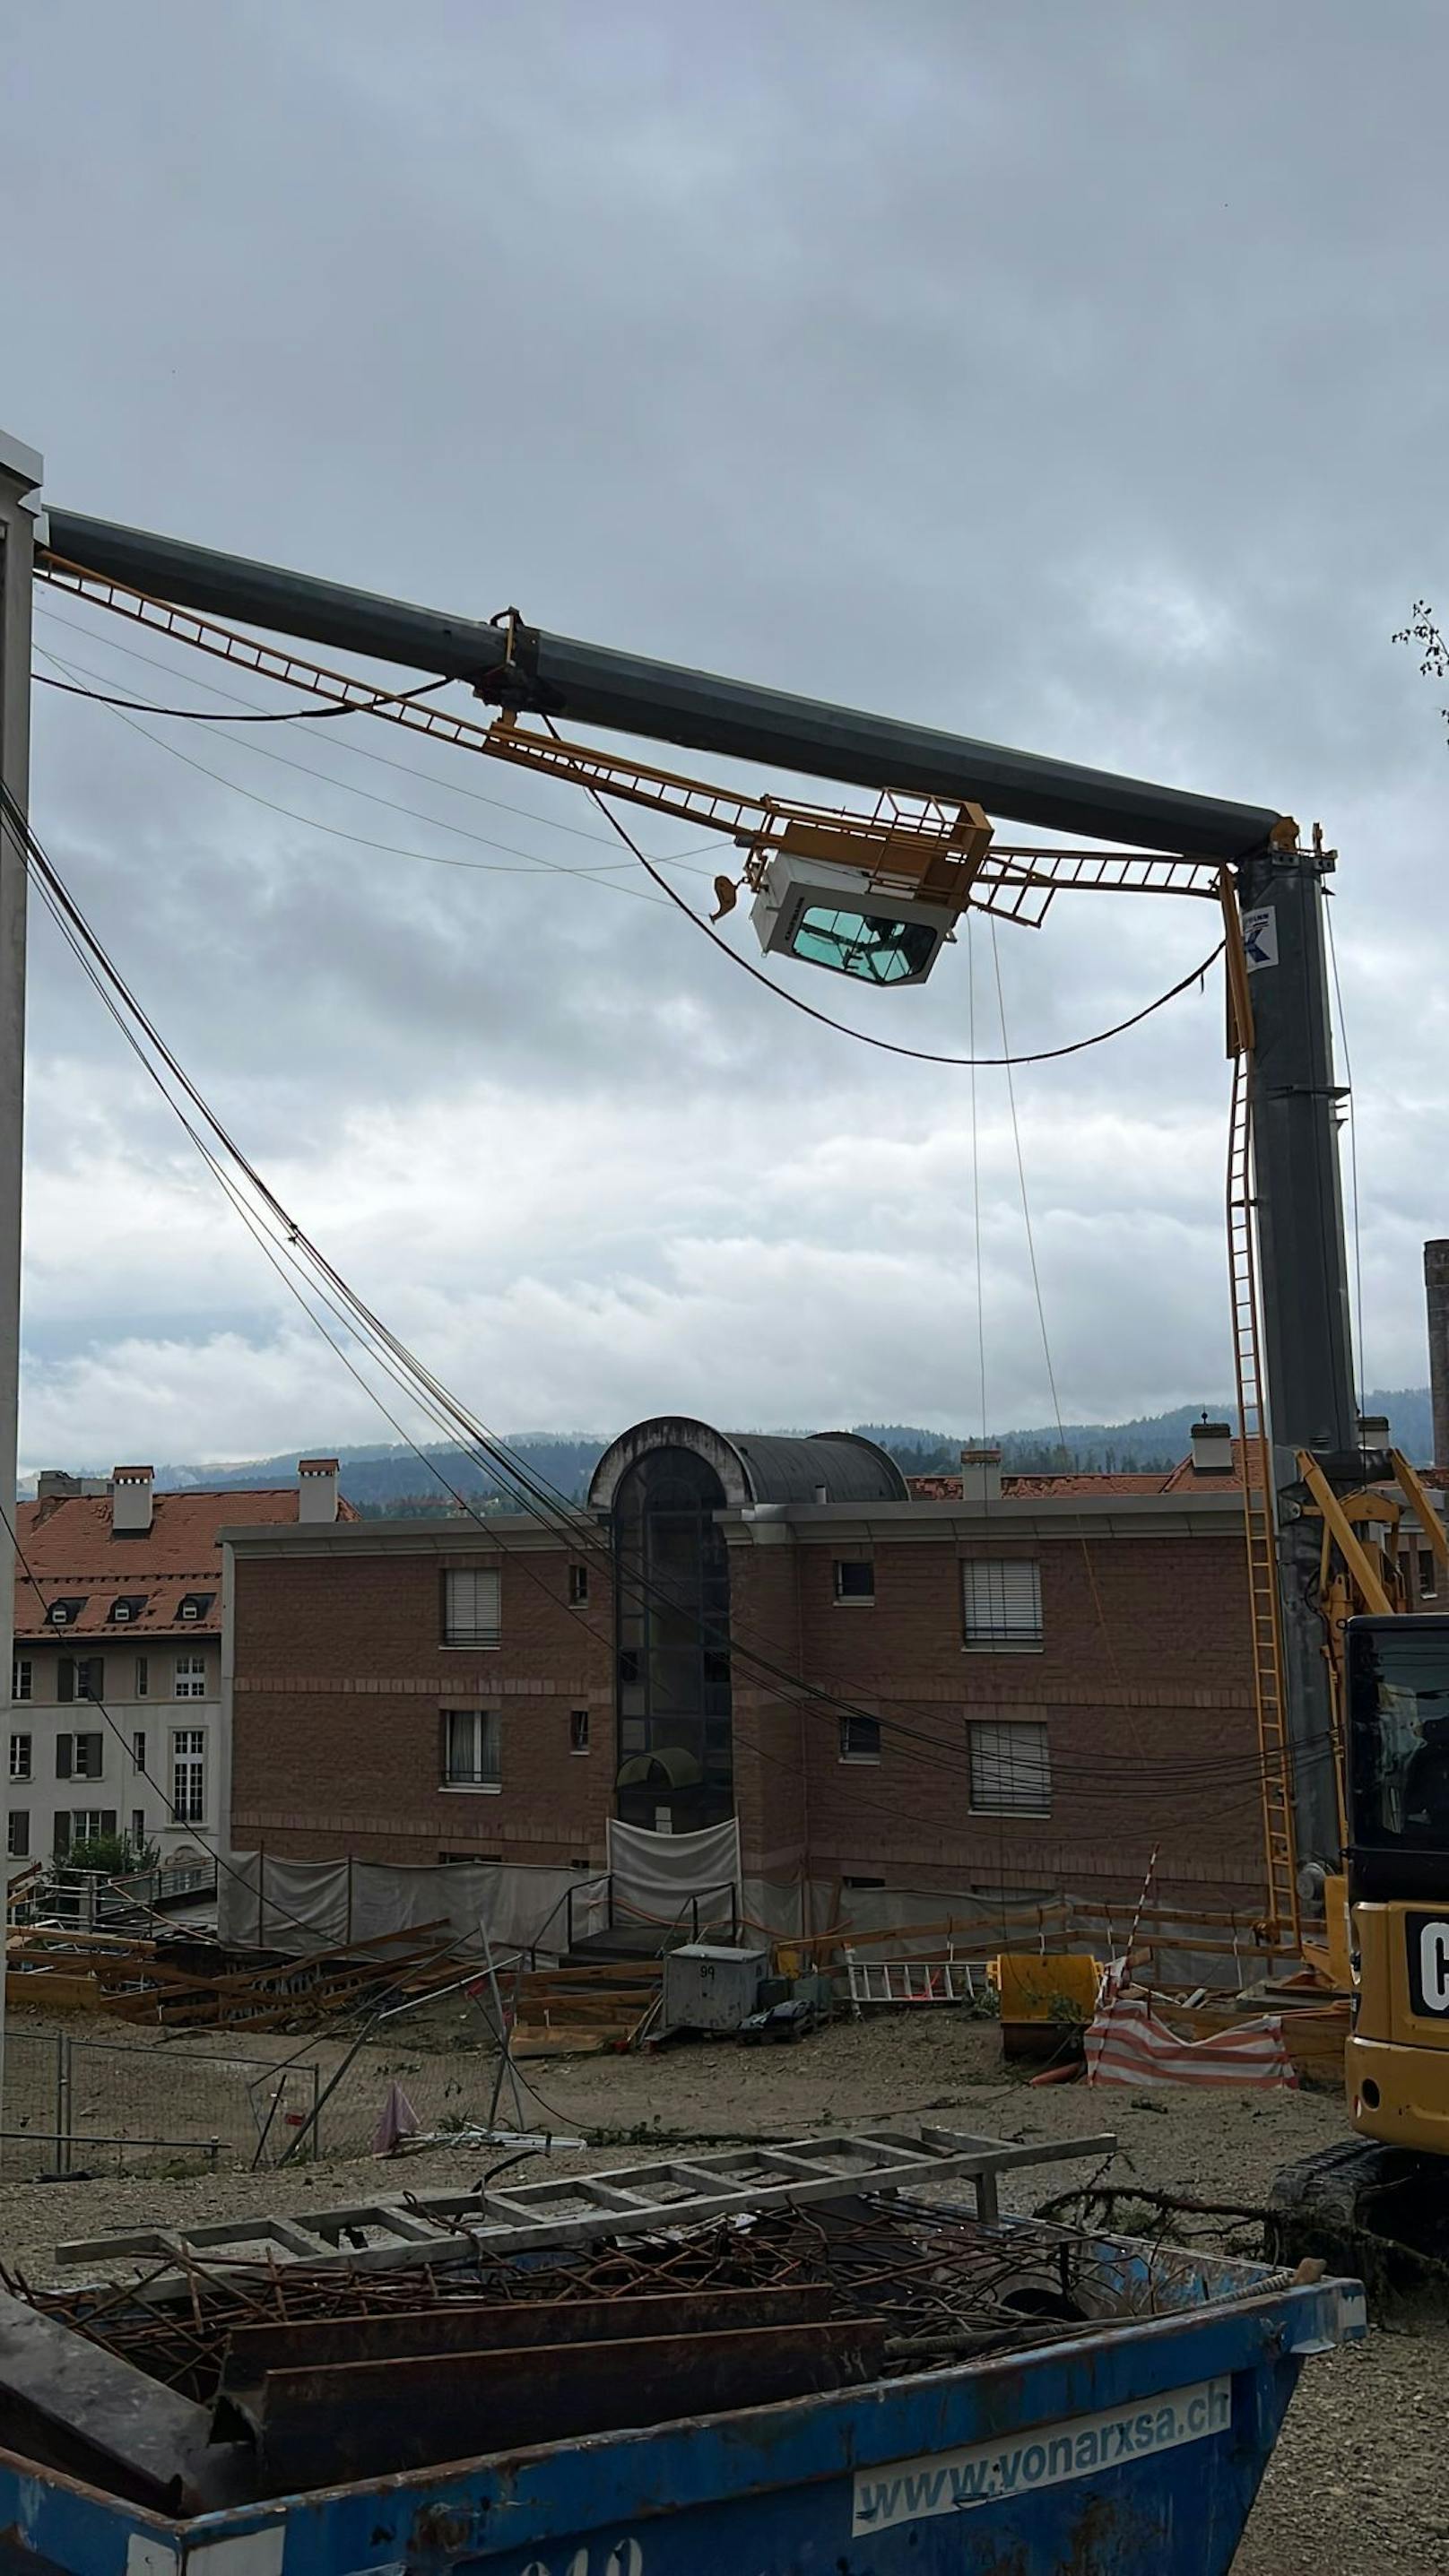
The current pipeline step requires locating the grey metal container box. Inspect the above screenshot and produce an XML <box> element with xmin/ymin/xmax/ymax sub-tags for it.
<box><xmin>664</xmin><ymin>1942</ymin><xmax>768</xmax><ymax>2033</ymax></box>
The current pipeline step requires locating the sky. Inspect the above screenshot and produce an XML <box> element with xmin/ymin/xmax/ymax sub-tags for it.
<box><xmin>3</xmin><ymin>0</ymin><xmax>1448</xmax><ymax>1474</ymax></box>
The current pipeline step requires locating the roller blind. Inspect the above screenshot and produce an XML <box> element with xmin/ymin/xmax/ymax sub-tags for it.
<box><xmin>962</xmin><ymin>1559</ymin><xmax>1041</xmax><ymax>1645</ymax></box>
<box><xmin>968</xmin><ymin>1721</ymin><xmax>1051</xmax><ymax>1814</ymax></box>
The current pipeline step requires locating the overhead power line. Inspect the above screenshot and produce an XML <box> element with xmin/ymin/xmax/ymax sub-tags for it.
<box><xmin>33</xmin><ymin>670</ymin><xmax>455</xmax><ymax>722</ymax></box>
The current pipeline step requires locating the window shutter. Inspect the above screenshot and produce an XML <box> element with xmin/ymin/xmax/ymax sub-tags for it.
<box><xmin>962</xmin><ymin>1560</ymin><xmax>1042</xmax><ymax>1644</ymax></box>
<box><xmin>968</xmin><ymin>1722</ymin><xmax>1051</xmax><ymax>1814</ymax></box>
<box><xmin>57</xmin><ymin>1659</ymin><xmax>74</xmax><ymax>1704</ymax></box>
<box><xmin>439</xmin><ymin>1708</ymin><xmax>451</xmax><ymax>1782</ymax></box>
<box><xmin>444</xmin><ymin>1567</ymin><xmax>501</xmax><ymax>1645</ymax></box>
<box><xmin>102</xmin><ymin>1811</ymin><xmax>117</xmax><ymax>1839</ymax></box>
<box><xmin>56</xmin><ymin>1735</ymin><xmax>72</xmax><ymax>1780</ymax></box>
<box><xmin>53</xmin><ymin>1813</ymin><xmax>70</xmax><ymax>1856</ymax></box>
<box><xmin>82</xmin><ymin>1733</ymin><xmax>104</xmax><ymax>1778</ymax></box>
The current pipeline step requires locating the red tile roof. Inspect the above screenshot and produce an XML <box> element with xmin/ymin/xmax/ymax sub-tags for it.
<box><xmin>13</xmin><ymin>1487</ymin><xmax>356</xmax><ymax>1640</ymax></box>
<box><xmin>907</xmin><ymin>1453</ymin><xmax>1245</xmax><ymax>1502</ymax></box>
<box><xmin>1160</xmin><ymin>1439</ymin><xmax>1246</xmax><ymax>1492</ymax></box>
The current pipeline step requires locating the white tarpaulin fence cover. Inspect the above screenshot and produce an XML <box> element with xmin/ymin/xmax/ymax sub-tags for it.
<box><xmin>606</xmin><ymin>1815</ymin><xmax>742</xmax><ymax>1927</ymax></box>
<box><xmin>219</xmin><ymin>1853</ymin><xmax>606</xmax><ymax>1960</ymax></box>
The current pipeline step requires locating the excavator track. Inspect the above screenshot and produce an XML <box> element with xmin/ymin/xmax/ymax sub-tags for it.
<box><xmin>1271</xmin><ymin>2135</ymin><xmax>1449</xmax><ymax>2319</ymax></box>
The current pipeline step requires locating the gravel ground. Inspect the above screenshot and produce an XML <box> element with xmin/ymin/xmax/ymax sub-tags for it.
<box><xmin>0</xmin><ymin>2006</ymin><xmax>1440</xmax><ymax>2570</ymax></box>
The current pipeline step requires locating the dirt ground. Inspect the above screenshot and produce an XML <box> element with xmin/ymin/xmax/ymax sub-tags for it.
<box><xmin>0</xmin><ymin>2006</ymin><xmax>1440</xmax><ymax>2572</ymax></box>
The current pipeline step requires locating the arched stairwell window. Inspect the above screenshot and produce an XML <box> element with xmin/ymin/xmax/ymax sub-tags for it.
<box><xmin>612</xmin><ymin>1447</ymin><xmax>734</xmax><ymax>1833</ymax></box>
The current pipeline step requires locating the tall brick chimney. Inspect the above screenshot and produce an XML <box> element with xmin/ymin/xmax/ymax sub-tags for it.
<box><xmin>1427</xmin><ymin>1242</ymin><xmax>1449</xmax><ymax>1469</ymax></box>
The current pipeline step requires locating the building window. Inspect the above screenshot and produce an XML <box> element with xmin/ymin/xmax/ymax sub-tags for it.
<box><xmin>57</xmin><ymin>1656</ymin><xmax>104</xmax><ymax>1704</ymax></box>
<box><xmin>443</xmin><ymin>1567</ymin><xmax>501</xmax><ymax>1647</ymax></box>
<box><xmin>174</xmin><ymin>1653</ymin><xmax>207</xmax><ymax>1700</ymax></box>
<box><xmin>56</xmin><ymin>1808</ymin><xmax>117</xmax><ymax>1856</ymax></box>
<box><xmin>568</xmin><ymin>1563</ymin><xmax>590</xmax><ymax>1606</ymax></box>
<box><xmin>962</xmin><ymin>1560</ymin><xmax>1043</xmax><ymax>1649</ymax></box>
<box><xmin>131</xmin><ymin>1730</ymin><xmax>146</xmax><ymax>1774</ymax></box>
<box><xmin>109</xmin><ymin>1596</ymin><xmax>146</xmax><ymax>1626</ymax></box>
<box><xmin>570</xmin><ymin>1709</ymin><xmax>591</xmax><ymax>1754</ymax></box>
<box><xmin>839</xmin><ymin>1712</ymin><xmax>881</xmax><ymax>1763</ymax></box>
<box><xmin>171</xmin><ymin>1729</ymin><xmax>205</xmax><ymax>1825</ymax></box>
<box><xmin>968</xmin><ymin>1720</ymin><xmax>1052</xmax><ymax>1815</ymax></box>
<box><xmin>56</xmin><ymin>1731</ymin><xmax>104</xmax><ymax>1782</ymax></box>
<box><xmin>12</xmin><ymin>1656</ymin><xmax>30</xmax><ymax>1703</ymax></box>
<box><xmin>135</xmin><ymin>1655</ymin><xmax>150</xmax><ymax>1697</ymax></box>
<box><xmin>130</xmin><ymin>1809</ymin><xmax>146</xmax><ymax>1851</ymax></box>
<box><xmin>9</xmin><ymin>1733</ymin><xmax>30</xmax><ymax>1782</ymax></box>
<box><xmin>442</xmin><ymin>1708</ymin><xmax>501</xmax><ymax>1789</ymax></box>
<box><xmin>1419</xmin><ymin>1548</ymin><xmax>1439</xmax><ymax>1603</ymax></box>
<box><xmin>833</xmin><ymin>1559</ymin><xmax>875</xmax><ymax>1603</ymax></box>
<box><xmin>7</xmin><ymin>1810</ymin><xmax>29</xmax><ymax>1859</ymax></box>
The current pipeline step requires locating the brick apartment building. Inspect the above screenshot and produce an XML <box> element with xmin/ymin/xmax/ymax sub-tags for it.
<box><xmin>224</xmin><ymin>1415</ymin><xmax>1285</xmax><ymax>1915</ymax></box>
<box><xmin>9</xmin><ymin>1459</ymin><xmax>350</xmax><ymax>1867</ymax></box>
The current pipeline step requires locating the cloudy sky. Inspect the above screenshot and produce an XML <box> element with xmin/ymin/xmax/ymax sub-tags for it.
<box><xmin>3</xmin><ymin>1</ymin><xmax>1447</xmax><ymax>1473</ymax></box>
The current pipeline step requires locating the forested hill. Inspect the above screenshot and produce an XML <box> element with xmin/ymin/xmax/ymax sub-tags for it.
<box><xmin>50</xmin><ymin>1387</ymin><xmax>1428</xmax><ymax>1513</ymax></box>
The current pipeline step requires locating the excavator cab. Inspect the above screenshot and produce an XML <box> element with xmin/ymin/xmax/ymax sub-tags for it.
<box><xmin>1343</xmin><ymin>1613</ymin><xmax>1449</xmax><ymax>2156</ymax></box>
<box><xmin>1271</xmin><ymin>1612</ymin><xmax>1449</xmax><ymax>2300</ymax></box>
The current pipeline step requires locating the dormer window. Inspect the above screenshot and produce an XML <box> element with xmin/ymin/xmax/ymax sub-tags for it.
<box><xmin>48</xmin><ymin>1598</ymin><xmax>85</xmax><ymax>1630</ymax></box>
<box><xmin>109</xmin><ymin>1596</ymin><xmax>146</xmax><ymax>1626</ymax></box>
<box><xmin>177</xmin><ymin>1592</ymin><xmax>213</xmax><ymax>1625</ymax></box>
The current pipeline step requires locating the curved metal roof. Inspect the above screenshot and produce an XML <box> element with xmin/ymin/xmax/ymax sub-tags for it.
<box><xmin>587</xmin><ymin>1418</ymin><xmax>907</xmax><ymax>1510</ymax></box>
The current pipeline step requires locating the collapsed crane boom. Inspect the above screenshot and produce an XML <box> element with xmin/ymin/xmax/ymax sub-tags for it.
<box><xmin>34</xmin><ymin>506</ymin><xmax>1356</xmax><ymax>1879</ymax></box>
<box><xmin>46</xmin><ymin>507</ymin><xmax>1287</xmax><ymax>861</ymax></box>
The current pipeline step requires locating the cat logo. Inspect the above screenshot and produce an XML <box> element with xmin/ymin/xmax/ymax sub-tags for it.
<box><xmin>1409</xmin><ymin>1915</ymin><xmax>1449</xmax><ymax>2018</ymax></box>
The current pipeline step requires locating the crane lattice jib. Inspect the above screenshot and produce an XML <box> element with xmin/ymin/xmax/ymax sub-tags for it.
<box><xmin>36</xmin><ymin>556</ymin><xmax>1223</xmax><ymax>928</ymax></box>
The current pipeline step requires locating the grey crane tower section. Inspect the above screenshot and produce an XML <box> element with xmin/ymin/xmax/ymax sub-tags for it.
<box><xmin>42</xmin><ymin>506</ymin><xmax>1356</xmax><ymax>1865</ymax></box>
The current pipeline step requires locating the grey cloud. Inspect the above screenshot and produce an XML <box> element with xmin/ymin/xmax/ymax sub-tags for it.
<box><xmin>4</xmin><ymin>0</ymin><xmax>1447</xmax><ymax>1461</ymax></box>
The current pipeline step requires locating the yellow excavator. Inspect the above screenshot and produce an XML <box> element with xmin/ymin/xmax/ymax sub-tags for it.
<box><xmin>1267</xmin><ymin>1458</ymin><xmax>1449</xmax><ymax>2297</ymax></box>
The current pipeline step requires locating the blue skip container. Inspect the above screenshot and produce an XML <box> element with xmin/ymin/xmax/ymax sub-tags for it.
<box><xmin>0</xmin><ymin>2221</ymin><xmax>1362</xmax><ymax>2575</ymax></box>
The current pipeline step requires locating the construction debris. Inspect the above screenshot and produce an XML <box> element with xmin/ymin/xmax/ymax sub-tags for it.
<box><xmin>6</xmin><ymin>1922</ymin><xmax>478</xmax><ymax>2032</ymax></box>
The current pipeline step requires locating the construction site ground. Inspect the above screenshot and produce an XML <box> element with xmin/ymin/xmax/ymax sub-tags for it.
<box><xmin>0</xmin><ymin>2004</ymin><xmax>1439</xmax><ymax>2572</ymax></box>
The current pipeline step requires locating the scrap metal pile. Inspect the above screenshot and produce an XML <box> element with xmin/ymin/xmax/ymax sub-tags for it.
<box><xmin>4</xmin><ymin>2192</ymin><xmax>1201</xmax><ymax>2502</ymax></box>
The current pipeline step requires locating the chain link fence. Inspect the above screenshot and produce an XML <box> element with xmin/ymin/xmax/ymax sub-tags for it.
<box><xmin>0</xmin><ymin>2025</ymin><xmax>525</xmax><ymax>2178</ymax></box>
<box><xmin>0</xmin><ymin>2029</ymin><xmax>321</xmax><ymax>2179</ymax></box>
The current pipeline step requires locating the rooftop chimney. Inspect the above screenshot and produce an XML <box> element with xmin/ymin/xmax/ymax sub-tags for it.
<box><xmin>959</xmin><ymin>1444</ymin><xmax>1003</xmax><ymax>1503</ymax></box>
<box><xmin>298</xmin><ymin>1456</ymin><xmax>340</xmax><ymax>1524</ymax></box>
<box><xmin>1190</xmin><ymin>1418</ymin><xmax>1234</xmax><ymax>1475</ymax></box>
<box><xmin>111</xmin><ymin>1466</ymin><xmax>153</xmax><ymax>1535</ymax></box>
<box><xmin>1427</xmin><ymin>1242</ymin><xmax>1449</xmax><ymax>1470</ymax></box>
<box><xmin>36</xmin><ymin>1470</ymin><xmax>79</xmax><ymax>1503</ymax></box>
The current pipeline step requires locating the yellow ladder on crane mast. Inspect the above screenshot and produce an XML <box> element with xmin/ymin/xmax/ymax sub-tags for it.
<box><xmin>1224</xmin><ymin>894</ymin><xmax>1300</xmax><ymax>1953</ymax></box>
